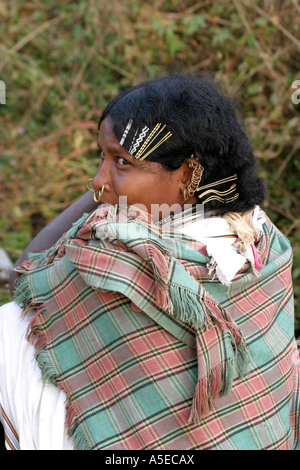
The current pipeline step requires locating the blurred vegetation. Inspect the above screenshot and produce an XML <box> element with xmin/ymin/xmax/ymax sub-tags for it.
<box><xmin>0</xmin><ymin>0</ymin><xmax>299</xmax><ymax>333</ymax></box>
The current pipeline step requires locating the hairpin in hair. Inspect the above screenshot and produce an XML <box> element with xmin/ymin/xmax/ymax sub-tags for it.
<box><xmin>197</xmin><ymin>174</ymin><xmax>239</xmax><ymax>204</ymax></box>
<box><xmin>119</xmin><ymin>119</ymin><xmax>133</xmax><ymax>146</ymax></box>
<box><xmin>199</xmin><ymin>183</ymin><xmax>237</xmax><ymax>200</ymax></box>
<box><xmin>129</xmin><ymin>126</ymin><xmax>149</xmax><ymax>154</ymax></box>
<box><xmin>134</xmin><ymin>123</ymin><xmax>172</xmax><ymax>161</ymax></box>
<box><xmin>201</xmin><ymin>192</ymin><xmax>239</xmax><ymax>205</ymax></box>
<box><xmin>118</xmin><ymin>120</ymin><xmax>172</xmax><ymax>161</ymax></box>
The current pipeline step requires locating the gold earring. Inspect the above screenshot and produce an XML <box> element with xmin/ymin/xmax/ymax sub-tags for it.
<box><xmin>184</xmin><ymin>157</ymin><xmax>204</xmax><ymax>201</ymax></box>
<box><xmin>87</xmin><ymin>179</ymin><xmax>105</xmax><ymax>203</ymax></box>
<box><xmin>87</xmin><ymin>178</ymin><xmax>93</xmax><ymax>191</ymax></box>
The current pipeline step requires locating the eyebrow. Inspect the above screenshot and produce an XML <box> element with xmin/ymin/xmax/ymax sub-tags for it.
<box><xmin>97</xmin><ymin>139</ymin><xmax>136</xmax><ymax>163</ymax></box>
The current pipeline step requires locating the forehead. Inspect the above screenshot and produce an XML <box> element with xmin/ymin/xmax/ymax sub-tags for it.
<box><xmin>97</xmin><ymin>118</ymin><xmax>121</xmax><ymax>149</ymax></box>
<box><xmin>98</xmin><ymin>118</ymin><xmax>138</xmax><ymax>164</ymax></box>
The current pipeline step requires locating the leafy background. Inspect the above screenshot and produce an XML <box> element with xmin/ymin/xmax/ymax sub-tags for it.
<box><xmin>0</xmin><ymin>0</ymin><xmax>299</xmax><ymax>335</ymax></box>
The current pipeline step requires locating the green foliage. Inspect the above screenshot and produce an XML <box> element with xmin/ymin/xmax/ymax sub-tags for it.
<box><xmin>0</xmin><ymin>0</ymin><xmax>299</xmax><ymax>334</ymax></box>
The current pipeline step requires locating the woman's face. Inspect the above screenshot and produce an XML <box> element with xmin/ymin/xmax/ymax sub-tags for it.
<box><xmin>92</xmin><ymin>118</ymin><xmax>195</xmax><ymax>221</ymax></box>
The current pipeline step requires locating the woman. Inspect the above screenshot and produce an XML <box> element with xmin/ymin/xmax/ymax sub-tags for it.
<box><xmin>1</xmin><ymin>74</ymin><xmax>299</xmax><ymax>450</ymax></box>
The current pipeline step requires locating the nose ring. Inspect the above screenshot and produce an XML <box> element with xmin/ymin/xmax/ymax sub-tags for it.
<box><xmin>87</xmin><ymin>178</ymin><xmax>105</xmax><ymax>203</ymax></box>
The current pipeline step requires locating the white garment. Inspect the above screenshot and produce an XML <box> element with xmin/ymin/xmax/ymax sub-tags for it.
<box><xmin>0</xmin><ymin>301</ymin><xmax>73</xmax><ymax>450</ymax></box>
<box><xmin>177</xmin><ymin>216</ymin><xmax>246</xmax><ymax>285</ymax></box>
<box><xmin>177</xmin><ymin>207</ymin><xmax>266</xmax><ymax>285</ymax></box>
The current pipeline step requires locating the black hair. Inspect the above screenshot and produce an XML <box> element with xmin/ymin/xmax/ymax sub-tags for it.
<box><xmin>99</xmin><ymin>74</ymin><xmax>266</xmax><ymax>214</ymax></box>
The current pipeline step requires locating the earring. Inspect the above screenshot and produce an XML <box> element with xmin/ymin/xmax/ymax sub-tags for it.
<box><xmin>183</xmin><ymin>156</ymin><xmax>204</xmax><ymax>201</ymax></box>
<box><xmin>87</xmin><ymin>179</ymin><xmax>105</xmax><ymax>203</ymax></box>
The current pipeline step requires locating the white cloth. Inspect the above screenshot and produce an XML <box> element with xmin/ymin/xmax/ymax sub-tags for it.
<box><xmin>0</xmin><ymin>301</ymin><xmax>73</xmax><ymax>450</ymax></box>
<box><xmin>177</xmin><ymin>207</ymin><xmax>266</xmax><ymax>285</ymax></box>
<box><xmin>177</xmin><ymin>216</ymin><xmax>246</xmax><ymax>285</ymax></box>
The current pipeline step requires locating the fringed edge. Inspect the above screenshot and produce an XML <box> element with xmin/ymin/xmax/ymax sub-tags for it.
<box><xmin>28</xmin><ymin>212</ymin><xmax>91</xmax><ymax>268</ymax></box>
<box><xmin>146</xmin><ymin>239</ymin><xmax>171</xmax><ymax>274</ymax></box>
<box><xmin>35</xmin><ymin>348</ymin><xmax>58</xmax><ymax>386</ymax></box>
<box><xmin>65</xmin><ymin>212</ymin><xmax>91</xmax><ymax>240</ymax></box>
<box><xmin>25</xmin><ymin>303</ymin><xmax>92</xmax><ymax>450</ymax></box>
<box><xmin>26</xmin><ymin>304</ymin><xmax>48</xmax><ymax>350</ymax></box>
<box><xmin>188</xmin><ymin>337</ymin><xmax>250</xmax><ymax>424</ymax></box>
<box><xmin>66</xmin><ymin>405</ymin><xmax>90</xmax><ymax>450</ymax></box>
<box><xmin>71</xmin><ymin>423</ymin><xmax>90</xmax><ymax>451</ymax></box>
<box><xmin>169</xmin><ymin>283</ymin><xmax>212</xmax><ymax>330</ymax></box>
<box><xmin>36</xmin><ymin>348</ymin><xmax>91</xmax><ymax>449</ymax></box>
<box><xmin>169</xmin><ymin>281</ymin><xmax>246</xmax><ymax>339</ymax></box>
<box><xmin>28</xmin><ymin>245</ymin><xmax>57</xmax><ymax>267</ymax></box>
<box><xmin>188</xmin><ymin>360</ymin><xmax>235</xmax><ymax>424</ymax></box>
<box><xmin>14</xmin><ymin>270</ymin><xmax>32</xmax><ymax>305</ymax></box>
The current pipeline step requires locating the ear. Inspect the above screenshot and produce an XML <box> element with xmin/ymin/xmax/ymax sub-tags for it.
<box><xmin>175</xmin><ymin>158</ymin><xmax>194</xmax><ymax>204</ymax></box>
<box><xmin>179</xmin><ymin>158</ymin><xmax>194</xmax><ymax>186</ymax></box>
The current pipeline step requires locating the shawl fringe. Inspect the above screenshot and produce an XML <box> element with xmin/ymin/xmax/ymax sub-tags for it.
<box><xmin>29</xmin><ymin>316</ymin><xmax>91</xmax><ymax>449</ymax></box>
<box><xmin>71</xmin><ymin>423</ymin><xmax>90</xmax><ymax>450</ymax></box>
<box><xmin>28</xmin><ymin>212</ymin><xmax>90</xmax><ymax>267</ymax></box>
<box><xmin>35</xmin><ymin>348</ymin><xmax>58</xmax><ymax>386</ymax></box>
<box><xmin>170</xmin><ymin>283</ymin><xmax>211</xmax><ymax>330</ymax></box>
<box><xmin>188</xmin><ymin>361</ymin><xmax>234</xmax><ymax>423</ymax></box>
<box><xmin>188</xmin><ymin>340</ymin><xmax>249</xmax><ymax>424</ymax></box>
<box><xmin>14</xmin><ymin>269</ymin><xmax>32</xmax><ymax>305</ymax></box>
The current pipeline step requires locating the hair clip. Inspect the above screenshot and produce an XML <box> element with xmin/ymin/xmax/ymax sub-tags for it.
<box><xmin>129</xmin><ymin>126</ymin><xmax>149</xmax><ymax>154</ymax></box>
<box><xmin>119</xmin><ymin>119</ymin><xmax>133</xmax><ymax>146</ymax></box>
<box><xmin>198</xmin><ymin>174</ymin><xmax>238</xmax><ymax>204</ymax></box>
<box><xmin>135</xmin><ymin>123</ymin><xmax>172</xmax><ymax>161</ymax></box>
<box><xmin>197</xmin><ymin>174</ymin><xmax>237</xmax><ymax>193</ymax></box>
<box><xmin>201</xmin><ymin>192</ymin><xmax>239</xmax><ymax>205</ymax></box>
<box><xmin>199</xmin><ymin>183</ymin><xmax>237</xmax><ymax>200</ymax></box>
<box><xmin>119</xmin><ymin>120</ymin><xmax>172</xmax><ymax>161</ymax></box>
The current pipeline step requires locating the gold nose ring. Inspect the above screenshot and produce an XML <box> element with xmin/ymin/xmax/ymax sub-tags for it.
<box><xmin>87</xmin><ymin>178</ymin><xmax>94</xmax><ymax>191</ymax></box>
<box><xmin>87</xmin><ymin>178</ymin><xmax>105</xmax><ymax>203</ymax></box>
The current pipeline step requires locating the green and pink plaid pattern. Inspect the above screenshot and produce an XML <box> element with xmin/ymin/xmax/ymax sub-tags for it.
<box><xmin>15</xmin><ymin>205</ymin><xmax>300</xmax><ymax>450</ymax></box>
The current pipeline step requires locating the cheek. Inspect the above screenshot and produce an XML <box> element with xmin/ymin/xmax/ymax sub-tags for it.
<box><xmin>143</xmin><ymin>176</ymin><xmax>180</xmax><ymax>206</ymax></box>
<box><xmin>157</xmin><ymin>173</ymin><xmax>180</xmax><ymax>198</ymax></box>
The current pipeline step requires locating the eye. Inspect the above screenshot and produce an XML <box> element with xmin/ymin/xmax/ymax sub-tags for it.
<box><xmin>116</xmin><ymin>156</ymin><xmax>130</xmax><ymax>166</ymax></box>
<box><xmin>97</xmin><ymin>148</ymin><xmax>105</xmax><ymax>163</ymax></box>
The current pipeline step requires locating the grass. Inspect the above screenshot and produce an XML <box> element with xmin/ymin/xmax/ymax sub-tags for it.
<box><xmin>0</xmin><ymin>0</ymin><xmax>299</xmax><ymax>334</ymax></box>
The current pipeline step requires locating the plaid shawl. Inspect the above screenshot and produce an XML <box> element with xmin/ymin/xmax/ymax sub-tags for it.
<box><xmin>14</xmin><ymin>205</ymin><xmax>300</xmax><ymax>450</ymax></box>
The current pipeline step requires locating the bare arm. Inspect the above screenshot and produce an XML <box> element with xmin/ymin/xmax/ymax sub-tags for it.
<box><xmin>9</xmin><ymin>191</ymin><xmax>98</xmax><ymax>294</ymax></box>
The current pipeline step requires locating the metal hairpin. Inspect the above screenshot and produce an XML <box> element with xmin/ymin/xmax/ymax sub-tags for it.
<box><xmin>135</xmin><ymin>123</ymin><xmax>172</xmax><ymax>161</ymax></box>
<box><xmin>197</xmin><ymin>174</ymin><xmax>238</xmax><ymax>204</ymax></box>
<box><xmin>119</xmin><ymin>120</ymin><xmax>172</xmax><ymax>161</ymax></box>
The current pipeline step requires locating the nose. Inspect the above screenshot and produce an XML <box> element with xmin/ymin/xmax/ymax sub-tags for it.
<box><xmin>92</xmin><ymin>159</ymin><xmax>112</xmax><ymax>193</ymax></box>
